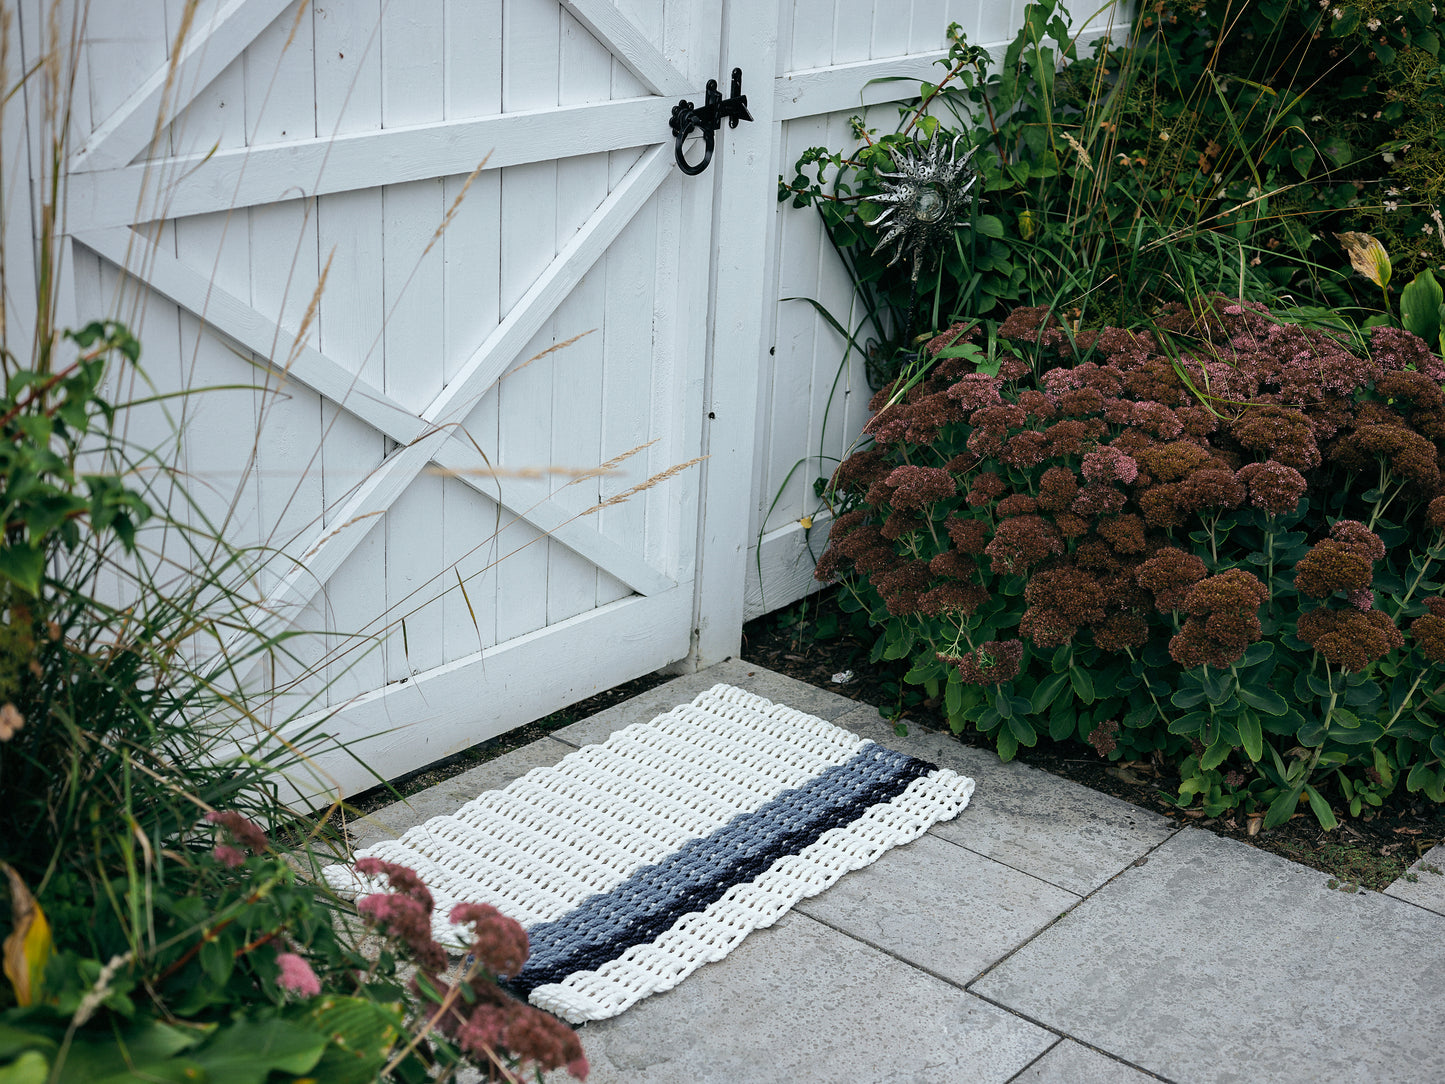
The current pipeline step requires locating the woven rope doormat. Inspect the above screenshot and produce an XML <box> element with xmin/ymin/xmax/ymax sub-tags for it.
<box><xmin>325</xmin><ymin>683</ymin><xmax>975</xmax><ymax>1023</ymax></box>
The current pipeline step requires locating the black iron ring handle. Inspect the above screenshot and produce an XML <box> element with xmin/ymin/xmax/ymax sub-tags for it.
<box><xmin>672</xmin><ymin>113</ymin><xmax>714</xmax><ymax>176</ymax></box>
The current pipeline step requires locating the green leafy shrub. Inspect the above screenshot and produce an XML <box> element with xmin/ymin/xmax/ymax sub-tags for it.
<box><xmin>816</xmin><ymin>300</ymin><xmax>1445</xmax><ymax>829</ymax></box>
<box><xmin>782</xmin><ymin>0</ymin><xmax>1445</xmax><ymax>379</ymax></box>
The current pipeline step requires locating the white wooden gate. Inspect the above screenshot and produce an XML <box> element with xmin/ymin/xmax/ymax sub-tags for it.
<box><xmin>13</xmin><ymin>0</ymin><xmax>1113</xmax><ymax>798</ymax></box>
<box><xmin>23</xmin><ymin>0</ymin><xmax>775</xmax><ymax>800</ymax></box>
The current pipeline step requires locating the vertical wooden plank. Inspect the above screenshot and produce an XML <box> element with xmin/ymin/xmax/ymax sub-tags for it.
<box><xmin>98</xmin><ymin>254</ymin><xmax>191</xmax><ymax>561</ymax></box>
<box><xmin>314</xmin><ymin>0</ymin><xmax>383</xmax><ymax>136</ymax></box>
<box><xmin>164</xmin><ymin>53</ymin><xmax>248</xmax><ymax>161</ymax></box>
<box><xmin>82</xmin><ymin>2</ymin><xmax>169</xmax><ymax>136</ymax></box>
<box><xmin>165</xmin><ymin>207</ymin><xmax>260</xmax><ymax>572</ymax></box>
<box><xmin>691</xmin><ymin>0</ymin><xmax>772</xmax><ymax>665</ymax></box>
<box><xmin>975</xmin><ymin>0</ymin><xmax>1017</xmax><ymax>44</ymax></box>
<box><xmin>383</xmin><ymin>0</ymin><xmax>444</xmax><ymax>125</ymax></box>
<box><xmin>910</xmin><ymin>0</ymin><xmax>950</xmax><ymax>54</ymax></box>
<box><xmin>3</xmin><ymin>1</ymin><xmax>37</xmax><ymax>374</ymax></box>
<box><xmin>450</xmin><ymin>385</ymin><xmax>503</xmax><ymax>655</ymax></box>
<box><xmin>312</xmin><ymin>102</ymin><xmax>387</xmax><ymax>703</ymax></box>
<box><xmin>443</xmin><ymin>0</ymin><xmax>501</xmax><ymax>119</ymax></box>
<box><xmin>381</xmin><ymin>181</ymin><xmax>445</xmax><ymax>413</ymax></box>
<box><xmin>380</xmin><ymin>176</ymin><xmax>447</xmax><ymax>680</ymax></box>
<box><xmin>439</xmin><ymin>474</ymin><xmax>501</xmax><ymax>661</ymax></box>
<box><xmin>248</xmin><ymin>196</ymin><xmax>323</xmax><ymax>587</ymax></box>
<box><xmin>548</xmin><ymin>16</ymin><xmax>614</xmax><ymax>619</ymax></box>
<box><xmin>438</xmin><ymin>0</ymin><xmax>501</xmax><ymax>661</ymax></box>
<box><xmin>596</xmin><ymin>200</ymin><xmax>655</xmax><ymax>607</ymax></box>
<box><xmin>174</xmin><ymin>310</ymin><xmax>262</xmax><ymax>559</ymax></box>
<box><xmin>316</xmin><ymin>526</ymin><xmax>388</xmax><ymax>706</ymax></box>
<box><xmin>789</xmin><ymin>0</ymin><xmax>833</xmax><ymax>69</ymax></box>
<box><xmin>382</xmin><ymin>470</ymin><xmax>448</xmax><ymax>680</ymax></box>
<box><xmin>807</xmin><ymin>108</ymin><xmax>865</xmax><ymax>515</ymax></box>
<box><xmin>152</xmin><ymin>0</ymin><xmax>250</xmax><ymax>161</ymax></box>
<box><xmin>494</xmin><ymin>0</ymin><xmax>559</xmax><ymax>643</ymax></box>
<box><xmin>648</xmin><ymin>0</ymin><xmax>717</xmax><ymax>589</ymax></box>
<box><xmin>870</xmin><ymin>0</ymin><xmax>911</xmax><ymax>58</ymax></box>
<box><xmin>242</xmin><ymin>0</ymin><xmax>317</xmax><ymax>144</ymax></box>
<box><xmin>374</xmin><ymin>0</ymin><xmax>446</xmax><ymax>680</ymax></box>
<box><xmin>831</xmin><ymin>0</ymin><xmax>870</xmax><ymax>66</ymax></box>
<box><xmin>764</xmin><ymin>114</ymin><xmax>825</xmax><ymax>534</ymax></box>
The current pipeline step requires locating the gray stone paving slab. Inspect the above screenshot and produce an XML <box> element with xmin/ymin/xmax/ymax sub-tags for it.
<box><xmin>974</xmin><ymin>828</ymin><xmax>1445</xmax><ymax>1084</ymax></box>
<box><xmin>565</xmin><ymin>911</ymin><xmax>1055</xmax><ymax>1084</ymax></box>
<box><xmin>797</xmin><ymin>832</ymin><xmax>1079</xmax><ymax>986</ymax></box>
<box><xmin>341</xmin><ymin>737</ymin><xmax>573</xmax><ymax>852</ymax></box>
<box><xmin>547</xmin><ymin>658</ymin><xmax>862</xmax><ymax>747</ymax></box>
<box><xmin>832</xmin><ymin>704</ymin><xmax>1178</xmax><ymax>895</ymax></box>
<box><xmin>1008</xmin><ymin>1040</ymin><xmax>1166</xmax><ymax>1083</ymax></box>
<box><xmin>1383</xmin><ymin>842</ymin><xmax>1445</xmax><ymax>916</ymax></box>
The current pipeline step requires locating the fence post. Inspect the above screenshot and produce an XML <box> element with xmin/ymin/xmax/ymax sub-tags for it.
<box><xmin>689</xmin><ymin>0</ymin><xmax>779</xmax><ymax>668</ymax></box>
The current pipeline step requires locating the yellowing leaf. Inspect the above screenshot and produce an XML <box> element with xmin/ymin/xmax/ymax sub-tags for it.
<box><xmin>799</xmin><ymin>516</ymin><xmax>813</xmax><ymax>530</ymax></box>
<box><xmin>1334</xmin><ymin>231</ymin><xmax>1392</xmax><ymax>289</ymax></box>
<box><xmin>2</xmin><ymin>863</ymin><xmax>52</xmax><ymax>1007</ymax></box>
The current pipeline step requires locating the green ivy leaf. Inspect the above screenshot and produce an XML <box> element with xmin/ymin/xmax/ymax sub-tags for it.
<box><xmin>0</xmin><ymin>546</ymin><xmax>46</xmax><ymax>595</ymax></box>
<box><xmin>974</xmin><ymin>214</ymin><xmax>1006</xmax><ymax>238</ymax></box>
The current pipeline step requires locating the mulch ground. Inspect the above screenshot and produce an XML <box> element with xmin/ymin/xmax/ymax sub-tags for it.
<box><xmin>740</xmin><ymin>587</ymin><xmax>1445</xmax><ymax>893</ymax></box>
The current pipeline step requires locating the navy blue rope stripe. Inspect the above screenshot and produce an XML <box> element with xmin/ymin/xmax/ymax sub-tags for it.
<box><xmin>508</xmin><ymin>741</ymin><xmax>936</xmax><ymax>996</ymax></box>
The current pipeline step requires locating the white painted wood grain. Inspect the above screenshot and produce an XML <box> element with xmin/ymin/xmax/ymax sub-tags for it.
<box><xmin>691</xmin><ymin>0</ymin><xmax>772</xmax><ymax>666</ymax></box>
<box><xmin>745</xmin><ymin>514</ymin><xmax>834</xmax><ymax>620</ymax></box>
<box><xmin>278</xmin><ymin>590</ymin><xmax>690</xmax><ymax>804</ymax></box>
<box><xmin>73</xmin><ymin>0</ymin><xmax>293</xmax><ymax>171</ymax></box>
<box><xmin>562</xmin><ymin>0</ymin><xmax>690</xmax><ymax>97</ymax></box>
<box><xmin>67</xmin><ymin>96</ymin><xmax>672</xmax><ymax>232</ymax></box>
<box><xmin>444</xmin><ymin>0</ymin><xmax>503</xmax><ymax>119</ymax></box>
<box><xmin>243</xmin><ymin>0</ymin><xmax>316</xmax><ymax>145</ymax></box>
<box><xmin>314</xmin><ymin>0</ymin><xmax>384</xmax><ymax>136</ymax></box>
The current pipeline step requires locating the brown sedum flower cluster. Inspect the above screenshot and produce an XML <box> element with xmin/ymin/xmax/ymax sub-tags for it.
<box><xmin>816</xmin><ymin>295</ymin><xmax>1445</xmax><ymax>686</ymax></box>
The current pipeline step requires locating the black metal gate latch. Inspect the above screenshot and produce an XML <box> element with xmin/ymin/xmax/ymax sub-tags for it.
<box><xmin>669</xmin><ymin>68</ymin><xmax>752</xmax><ymax>176</ymax></box>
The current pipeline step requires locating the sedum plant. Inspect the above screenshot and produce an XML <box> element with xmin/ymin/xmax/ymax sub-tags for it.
<box><xmin>816</xmin><ymin>299</ymin><xmax>1445</xmax><ymax>829</ymax></box>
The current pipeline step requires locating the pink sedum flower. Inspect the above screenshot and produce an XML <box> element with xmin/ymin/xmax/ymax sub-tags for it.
<box><xmin>275</xmin><ymin>952</ymin><xmax>321</xmax><ymax>997</ymax></box>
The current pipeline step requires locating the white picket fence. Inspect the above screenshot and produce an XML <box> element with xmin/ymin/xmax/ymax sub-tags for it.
<box><xmin>9</xmin><ymin>0</ymin><xmax>1119</xmax><ymax>799</ymax></box>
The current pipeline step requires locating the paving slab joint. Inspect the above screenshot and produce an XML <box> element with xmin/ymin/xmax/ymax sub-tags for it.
<box><xmin>963</xmin><ymin>825</ymin><xmax>1184</xmax><ymax>992</ymax></box>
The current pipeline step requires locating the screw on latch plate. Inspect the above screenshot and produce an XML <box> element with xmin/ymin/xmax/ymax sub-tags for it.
<box><xmin>669</xmin><ymin>68</ymin><xmax>752</xmax><ymax>176</ymax></box>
